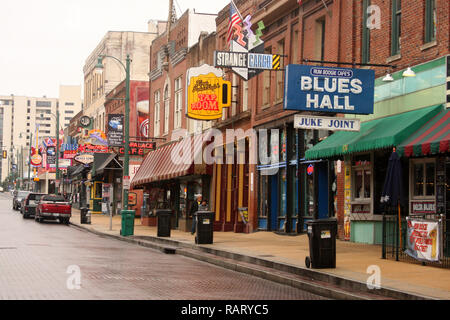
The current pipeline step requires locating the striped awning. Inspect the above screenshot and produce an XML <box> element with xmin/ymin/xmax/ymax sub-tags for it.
<box><xmin>398</xmin><ymin>106</ymin><xmax>450</xmax><ymax>157</ymax></box>
<box><xmin>131</xmin><ymin>135</ymin><xmax>204</xmax><ymax>188</ymax></box>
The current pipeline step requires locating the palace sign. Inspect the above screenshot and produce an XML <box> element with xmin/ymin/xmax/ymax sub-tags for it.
<box><xmin>186</xmin><ymin>64</ymin><xmax>231</xmax><ymax>120</ymax></box>
<box><xmin>284</xmin><ymin>65</ymin><xmax>375</xmax><ymax>115</ymax></box>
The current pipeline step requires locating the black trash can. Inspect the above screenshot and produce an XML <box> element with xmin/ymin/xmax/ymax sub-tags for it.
<box><xmin>80</xmin><ymin>207</ymin><xmax>91</xmax><ymax>224</ymax></box>
<box><xmin>156</xmin><ymin>209</ymin><xmax>172</xmax><ymax>237</ymax></box>
<box><xmin>305</xmin><ymin>218</ymin><xmax>337</xmax><ymax>269</ymax></box>
<box><xmin>195</xmin><ymin>211</ymin><xmax>214</xmax><ymax>244</ymax></box>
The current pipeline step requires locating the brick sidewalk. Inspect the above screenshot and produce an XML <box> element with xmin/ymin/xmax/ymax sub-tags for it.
<box><xmin>71</xmin><ymin>209</ymin><xmax>450</xmax><ymax>299</ymax></box>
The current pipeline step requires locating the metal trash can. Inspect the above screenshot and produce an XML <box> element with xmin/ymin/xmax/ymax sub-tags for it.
<box><xmin>80</xmin><ymin>207</ymin><xmax>91</xmax><ymax>224</ymax></box>
<box><xmin>120</xmin><ymin>210</ymin><xmax>135</xmax><ymax>237</ymax></box>
<box><xmin>156</xmin><ymin>209</ymin><xmax>172</xmax><ymax>237</ymax></box>
<box><xmin>305</xmin><ymin>218</ymin><xmax>337</xmax><ymax>269</ymax></box>
<box><xmin>195</xmin><ymin>211</ymin><xmax>214</xmax><ymax>244</ymax></box>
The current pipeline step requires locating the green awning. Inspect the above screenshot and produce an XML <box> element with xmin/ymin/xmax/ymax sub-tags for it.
<box><xmin>304</xmin><ymin>104</ymin><xmax>443</xmax><ymax>160</ymax></box>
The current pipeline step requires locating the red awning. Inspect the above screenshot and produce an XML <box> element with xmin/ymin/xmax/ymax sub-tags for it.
<box><xmin>398</xmin><ymin>106</ymin><xmax>450</xmax><ymax>157</ymax></box>
<box><xmin>131</xmin><ymin>135</ymin><xmax>204</xmax><ymax>188</ymax></box>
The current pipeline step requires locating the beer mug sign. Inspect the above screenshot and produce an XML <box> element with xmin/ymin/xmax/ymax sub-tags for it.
<box><xmin>186</xmin><ymin>64</ymin><xmax>231</xmax><ymax>120</ymax></box>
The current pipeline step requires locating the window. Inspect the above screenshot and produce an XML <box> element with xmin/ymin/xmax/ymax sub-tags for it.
<box><xmin>242</xmin><ymin>80</ymin><xmax>248</xmax><ymax>112</ymax></box>
<box><xmin>411</xmin><ymin>159</ymin><xmax>435</xmax><ymax>198</ymax></box>
<box><xmin>164</xmin><ymin>85</ymin><xmax>170</xmax><ymax>135</ymax></box>
<box><xmin>262</xmin><ymin>47</ymin><xmax>272</xmax><ymax>106</ymax></box>
<box><xmin>315</xmin><ymin>18</ymin><xmax>326</xmax><ymax>60</ymax></box>
<box><xmin>65</xmin><ymin>102</ymin><xmax>74</xmax><ymax>106</ymax></box>
<box><xmin>352</xmin><ymin>155</ymin><xmax>372</xmax><ymax>200</ymax></box>
<box><xmin>27</xmin><ymin>100</ymin><xmax>30</xmax><ymax>107</ymax></box>
<box><xmin>276</xmin><ymin>39</ymin><xmax>285</xmax><ymax>101</ymax></box>
<box><xmin>36</xmin><ymin>101</ymin><xmax>51</xmax><ymax>107</ymax></box>
<box><xmin>424</xmin><ymin>0</ymin><xmax>436</xmax><ymax>43</ymax></box>
<box><xmin>362</xmin><ymin>0</ymin><xmax>371</xmax><ymax>63</ymax></box>
<box><xmin>154</xmin><ymin>90</ymin><xmax>160</xmax><ymax>137</ymax></box>
<box><xmin>27</xmin><ymin>108</ymin><xmax>30</xmax><ymax>113</ymax></box>
<box><xmin>65</xmin><ymin>110</ymin><xmax>74</xmax><ymax>114</ymax></box>
<box><xmin>391</xmin><ymin>0</ymin><xmax>402</xmax><ymax>56</ymax></box>
<box><xmin>291</xmin><ymin>28</ymin><xmax>299</xmax><ymax>64</ymax></box>
<box><xmin>174</xmin><ymin>77</ymin><xmax>182</xmax><ymax>129</ymax></box>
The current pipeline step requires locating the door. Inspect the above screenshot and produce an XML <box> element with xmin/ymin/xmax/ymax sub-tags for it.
<box><xmin>270</xmin><ymin>174</ymin><xmax>278</xmax><ymax>231</ymax></box>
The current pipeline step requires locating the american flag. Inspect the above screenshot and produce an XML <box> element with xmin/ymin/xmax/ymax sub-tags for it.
<box><xmin>227</xmin><ymin>1</ymin><xmax>243</xmax><ymax>48</ymax></box>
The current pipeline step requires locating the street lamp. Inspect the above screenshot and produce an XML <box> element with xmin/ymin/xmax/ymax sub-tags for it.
<box><xmin>95</xmin><ymin>54</ymin><xmax>132</xmax><ymax>220</ymax></box>
<box><xmin>42</xmin><ymin>111</ymin><xmax>61</xmax><ymax>194</ymax></box>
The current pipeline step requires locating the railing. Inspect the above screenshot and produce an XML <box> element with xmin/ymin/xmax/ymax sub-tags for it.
<box><xmin>382</xmin><ymin>209</ymin><xmax>450</xmax><ymax>269</ymax></box>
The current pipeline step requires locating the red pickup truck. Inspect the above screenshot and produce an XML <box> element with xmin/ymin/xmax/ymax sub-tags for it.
<box><xmin>35</xmin><ymin>195</ymin><xmax>71</xmax><ymax>224</ymax></box>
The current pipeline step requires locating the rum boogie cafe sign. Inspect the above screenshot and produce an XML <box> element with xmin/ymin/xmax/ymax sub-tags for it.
<box><xmin>284</xmin><ymin>65</ymin><xmax>375</xmax><ymax>115</ymax></box>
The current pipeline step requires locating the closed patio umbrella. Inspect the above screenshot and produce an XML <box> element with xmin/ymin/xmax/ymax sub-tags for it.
<box><xmin>381</xmin><ymin>148</ymin><xmax>404</xmax><ymax>249</ymax></box>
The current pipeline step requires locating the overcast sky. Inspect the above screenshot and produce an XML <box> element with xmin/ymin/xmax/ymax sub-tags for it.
<box><xmin>0</xmin><ymin>0</ymin><xmax>230</xmax><ymax>98</ymax></box>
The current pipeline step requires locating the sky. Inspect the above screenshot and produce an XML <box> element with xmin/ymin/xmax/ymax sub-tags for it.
<box><xmin>0</xmin><ymin>0</ymin><xmax>230</xmax><ymax>98</ymax></box>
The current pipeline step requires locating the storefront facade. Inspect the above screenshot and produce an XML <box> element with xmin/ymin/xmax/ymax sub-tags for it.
<box><xmin>305</xmin><ymin>56</ymin><xmax>450</xmax><ymax>244</ymax></box>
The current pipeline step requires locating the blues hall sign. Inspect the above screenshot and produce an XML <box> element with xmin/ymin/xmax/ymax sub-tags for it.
<box><xmin>284</xmin><ymin>65</ymin><xmax>375</xmax><ymax>115</ymax></box>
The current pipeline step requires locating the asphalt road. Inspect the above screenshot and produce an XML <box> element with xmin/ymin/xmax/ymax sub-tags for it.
<box><xmin>0</xmin><ymin>193</ymin><xmax>326</xmax><ymax>300</ymax></box>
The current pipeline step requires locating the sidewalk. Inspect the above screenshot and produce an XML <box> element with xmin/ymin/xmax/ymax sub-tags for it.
<box><xmin>70</xmin><ymin>209</ymin><xmax>450</xmax><ymax>300</ymax></box>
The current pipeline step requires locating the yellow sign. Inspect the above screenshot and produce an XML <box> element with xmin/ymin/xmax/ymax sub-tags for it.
<box><xmin>186</xmin><ymin>65</ymin><xmax>231</xmax><ymax>120</ymax></box>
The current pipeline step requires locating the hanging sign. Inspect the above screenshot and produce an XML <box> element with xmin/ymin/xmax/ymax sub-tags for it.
<box><xmin>214</xmin><ymin>52</ymin><xmax>280</xmax><ymax>71</ymax></box>
<box><xmin>294</xmin><ymin>115</ymin><xmax>361</xmax><ymax>131</ymax></box>
<box><xmin>46</xmin><ymin>146</ymin><xmax>56</xmax><ymax>165</ymax></box>
<box><xmin>74</xmin><ymin>154</ymin><xmax>94</xmax><ymax>165</ymax></box>
<box><xmin>78</xmin><ymin>144</ymin><xmax>109</xmax><ymax>153</ymax></box>
<box><xmin>30</xmin><ymin>154</ymin><xmax>42</xmax><ymax>167</ymax></box>
<box><xmin>107</xmin><ymin>114</ymin><xmax>124</xmax><ymax>147</ymax></box>
<box><xmin>186</xmin><ymin>64</ymin><xmax>231</xmax><ymax>120</ymax></box>
<box><xmin>79</xmin><ymin>116</ymin><xmax>92</xmax><ymax>128</ymax></box>
<box><xmin>284</xmin><ymin>64</ymin><xmax>375</xmax><ymax>115</ymax></box>
<box><xmin>405</xmin><ymin>218</ymin><xmax>442</xmax><ymax>262</ymax></box>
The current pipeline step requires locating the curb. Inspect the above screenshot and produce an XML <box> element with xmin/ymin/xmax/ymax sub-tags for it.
<box><xmin>69</xmin><ymin>222</ymin><xmax>436</xmax><ymax>300</ymax></box>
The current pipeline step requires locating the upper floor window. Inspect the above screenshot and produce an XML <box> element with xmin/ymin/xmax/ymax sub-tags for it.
<box><xmin>164</xmin><ymin>85</ymin><xmax>170</xmax><ymax>135</ymax></box>
<box><xmin>36</xmin><ymin>101</ymin><xmax>51</xmax><ymax>108</ymax></box>
<box><xmin>262</xmin><ymin>47</ymin><xmax>272</xmax><ymax>107</ymax></box>
<box><xmin>65</xmin><ymin>102</ymin><xmax>75</xmax><ymax>106</ymax></box>
<box><xmin>174</xmin><ymin>77</ymin><xmax>182</xmax><ymax>129</ymax></box>
<box><xmin>391</xmin><ymin>0</ymin><xmax>402</xmax><ymax>56</ymax></box>
<box><xmin>154</xmin><ymin>90</ymin><xmax>161</xmax><ymax>137</ymax></box>
<box><xmin>424</xmin><ymin>0</ymin><xmax>436</xmax><ymax>43</ymax></box>
<box><xmin>362</xmin><ymin>0</ymin><xmax>371</xmax><ymax>64</ymax></box>
<box><xmin>276</xmin><ymin>39</ymin><xmax>285</xmax><ymax>102</ymax></box>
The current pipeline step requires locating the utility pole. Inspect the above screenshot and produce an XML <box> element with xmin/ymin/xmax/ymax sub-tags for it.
<box><xmin>55</xmin><ymin>109</ymin><xmax>60</xmax><ymax>195</ymax></box>
<box><xmin>28</xmin><ymin>132</ymin><xmax>32</xmax><ymax>191</ymax></box>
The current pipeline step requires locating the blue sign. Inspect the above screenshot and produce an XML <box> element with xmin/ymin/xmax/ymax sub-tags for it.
<box><xmin>283</xmin><ymin>64</ymin><xmax>375</xmax><ymax>115</ymax></box>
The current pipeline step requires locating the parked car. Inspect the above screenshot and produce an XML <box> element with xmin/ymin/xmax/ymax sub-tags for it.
<box><xmin>13</xmin><ymin>191</ymin><xmax>31</xmax><ymax>211</ymax></box>
<box><xmin>21</xmin><ymin>193</ymin><xmax>46</xmax><ymax>219</ymax></box>
<box><xmin>35</xmin><ymin>194</ymin><xmax>71</xmax><ymax>224</ymax></box>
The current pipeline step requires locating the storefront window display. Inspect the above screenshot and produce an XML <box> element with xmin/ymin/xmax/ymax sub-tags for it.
<box><xmin>351</xmin><ymin>154</ymin><xmax>372</xmax><ymax>216</ymax></box>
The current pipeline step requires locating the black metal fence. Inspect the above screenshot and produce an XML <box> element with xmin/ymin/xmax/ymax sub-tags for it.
<box><xmin>382</xmin><ymin>212</ymin><xmax>450</xmax><ymax>269</ymax></box>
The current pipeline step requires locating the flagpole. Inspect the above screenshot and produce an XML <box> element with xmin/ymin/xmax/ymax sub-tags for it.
<box><xmin>231</xmin><ymin>0</ymin><xmax>244</xmax><ymax>22</ymax></box>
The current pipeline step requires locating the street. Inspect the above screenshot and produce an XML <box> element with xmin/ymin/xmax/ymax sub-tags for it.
<box><xmin>0</xmin><ymin>194</ymin><xmax>326</xmax><ymax>300</ymax></box>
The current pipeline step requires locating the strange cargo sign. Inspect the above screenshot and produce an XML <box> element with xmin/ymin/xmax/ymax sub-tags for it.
<box><xmin>284</xmin><ymin>65</ymin><xmax>375</xmax><ymax>115</ymax></box>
